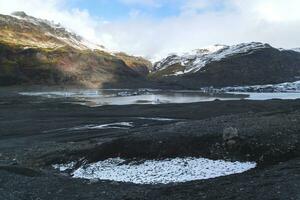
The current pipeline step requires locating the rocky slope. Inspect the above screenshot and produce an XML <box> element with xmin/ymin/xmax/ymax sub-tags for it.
<box><xmin>0</xmin><ymin>12</ymin><xmax>152</xmax><ymax>88</ymax></box>
<box><xmin>151</xmin><ymin>42</ymin><xmax>300</xmax><ymax>88</ymax></box>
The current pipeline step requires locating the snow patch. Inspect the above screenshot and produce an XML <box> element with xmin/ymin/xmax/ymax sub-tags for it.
<box><xmin>54</xmin><ymin>157</ymin><xmax>256</xmax><ymax>184</ymax></box>
<box><xmin>53</xmin><ymin>161</ymin><xmax>76</xmax><ymax>171</ymax></box>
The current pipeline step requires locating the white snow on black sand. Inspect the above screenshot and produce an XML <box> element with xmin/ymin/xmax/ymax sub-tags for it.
<box><xmin>54</xmin><ymin>157</ymin><xmax>256</xmax><ymax>184</ymax></box>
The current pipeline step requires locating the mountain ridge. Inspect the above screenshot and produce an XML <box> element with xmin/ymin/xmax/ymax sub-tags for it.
<box><xmin>0</xmin><ymin>12</ymin><xmax>152</xmax><ymax>88</ymax></box>
<box><xmin>4</xmin><ymin>11</ymin><xmax>105</xmax><ymax>50</ymax></box>
<box><xmin>1</xmin><ymin>12</ymin><xmax>300</xmax><ymax>89</ymax></box>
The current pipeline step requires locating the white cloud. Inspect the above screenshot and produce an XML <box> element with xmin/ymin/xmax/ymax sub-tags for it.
<box><xmin>1</xmin><ymin>0</ymin><xmax>300</xmax><ymax>61</ymax></box>
<box><xmin>234</xmin><ymin>0</ymin><xmax>300</xmax><ymax>22</ymax></box>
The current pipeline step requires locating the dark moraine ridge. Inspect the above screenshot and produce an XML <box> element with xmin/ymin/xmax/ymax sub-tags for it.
<box><xmin>0</xmin><ymin>91</ymin><xmax>299</xmax><ymax>199</ymax></box>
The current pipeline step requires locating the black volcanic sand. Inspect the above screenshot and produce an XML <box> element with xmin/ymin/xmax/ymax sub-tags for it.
<box><xmin>0</xmin><ymin>91</ymin><xmax>299</xmax><ymax>200</ymax></box>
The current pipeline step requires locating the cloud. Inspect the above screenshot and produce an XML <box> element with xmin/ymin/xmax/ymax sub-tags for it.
<box><xmin>234</xmin><ymin>0</ymin><xmax>300</xmax><ymax>22</ymax></box>
<box><xmin>102</xmin><ymin>0</ymin><xmax>300</xmax><ymax>60</ymax></box>
<box><xmin>0</xmin><ymin>0</ymin><xmax>300</xmax><ymax>61</ymax></box>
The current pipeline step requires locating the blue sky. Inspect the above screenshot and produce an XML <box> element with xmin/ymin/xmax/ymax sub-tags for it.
<box><xmin>67</xmin><ymin>0</ymin><xmax>183</xmax><ymax>20</ymax></box>
<box><xmin>1</xmin><ymin>0</ymin><xmax>300</xmax><ymax>59</ymax></box>
<box><xmin>65</xmin><ymin>0</ymin><xmax>231</xmax><ymax>21</ymax></box>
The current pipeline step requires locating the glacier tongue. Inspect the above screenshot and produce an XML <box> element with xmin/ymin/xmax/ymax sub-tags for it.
<box><xmin>220</xmin><ymin>80</ymin><xmax>300</xmax><ymax>93</ymax></box>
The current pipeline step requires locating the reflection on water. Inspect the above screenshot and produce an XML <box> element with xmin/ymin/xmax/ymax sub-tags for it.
<box><xmin>19</xmin><ymin>89</ymin><xmax>243</xmax><ymax>107</ymax></box>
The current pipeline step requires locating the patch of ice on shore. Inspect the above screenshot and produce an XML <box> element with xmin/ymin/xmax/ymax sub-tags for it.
<box><xmin>53</xmin><ymin>161</ymin><xmax>76</xmax><ymax>171</ymax></box>
<box><xmin>136</xmin><ymin>117</ymin><xmax>176</xmax><ymax>121</ymax></box>
<box><xmin>55</xmin><ymin>157</ymin><xmax>256</xmax><ymax>184</ymax></box>
<box><xmin>69</xmin><ymin>122</ymin><xmax>134</xmax><ymax>131</ymax></box>
<box><xmin>43</xmin><ymin>122</ymin><xmax>133</xmax><ymax>133</ymax></box>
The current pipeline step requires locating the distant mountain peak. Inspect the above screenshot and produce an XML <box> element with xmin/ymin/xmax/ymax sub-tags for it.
<box><xmin>292</xmin><ymin>48</ymin><xmax>300</xmax><ymax>53</ymax></box>
<box><xmin>11</xmin><ymin>11</ymin><xmax>28</xmax><ymax>18</ymax></box>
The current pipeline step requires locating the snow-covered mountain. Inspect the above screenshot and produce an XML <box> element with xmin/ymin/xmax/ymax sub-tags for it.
<box><xmin>2</xmin><ymin>11</ymin><xmax>105</xmax><ymax>50</ymax></box>
<box><xmin>292</xmin><ymin>48</ymin><xmax>300</xmax><ymax>53</ymax></box>
<box><xmin>150</xmin><ymin>42</ymin><xmax>300</xmax><ymax>88</ymax></box>
<box><xmin>153</xmin><ymin>42</ymin><xmax>272</xmax><ymax>75</ymax></box>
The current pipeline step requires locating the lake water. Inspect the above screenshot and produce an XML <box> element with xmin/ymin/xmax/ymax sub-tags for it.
<box><xmin>19</xmin><ymin>89</ymin><xmax>244</xmax><ymax>107</ymax></box>
<box><xmin>18</xmin><ymin>89</ymin><xmax>300</xmax><ymax>107</ymax></box>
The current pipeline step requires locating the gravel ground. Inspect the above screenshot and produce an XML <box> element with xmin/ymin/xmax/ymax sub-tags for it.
<box><xmin>0</xmin><ymin>91</ymin><xmax>299</xmax><ymax>200</ymax></box>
